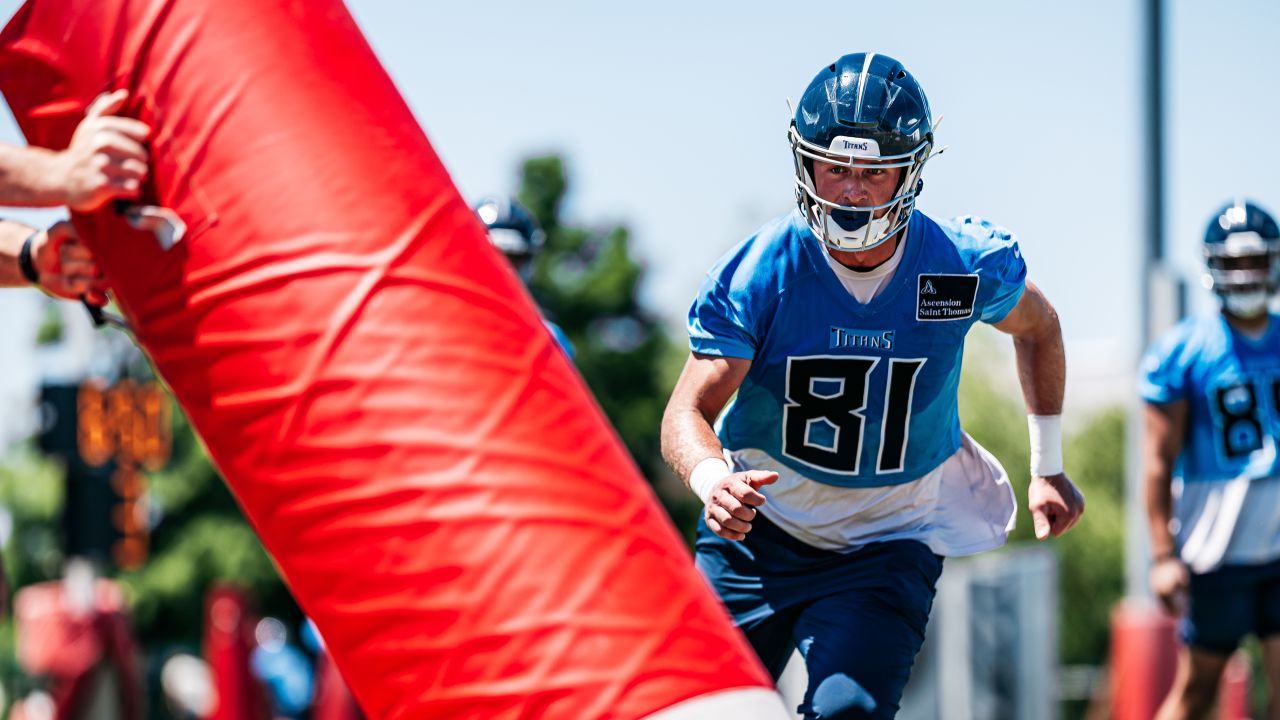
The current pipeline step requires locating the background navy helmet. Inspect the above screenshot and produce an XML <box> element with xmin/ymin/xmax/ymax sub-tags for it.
<box><xmin>789</xmin><ymin>53</ymin><xmax>936</xmax><ymax>252</ymax></box>
<box><xmin>474</xmin><ymin>195</ymin><xmax>545</xmax><ymax>277</ymax></box>
<box><xmin>1202</xmin><ymin>199</ymin><xmax>1280</xmax><ymax>318</ymax></box>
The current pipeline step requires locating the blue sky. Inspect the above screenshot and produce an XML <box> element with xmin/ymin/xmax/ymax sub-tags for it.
<box><xmin>341</xmin><ymin>0</ymin><xmax>1279</xmax><ymax>352</ymax></box>
<box><xmin>0</xmin><ymin>0</ymin><xmax>1277</xmax><ymax>435</ymax></box>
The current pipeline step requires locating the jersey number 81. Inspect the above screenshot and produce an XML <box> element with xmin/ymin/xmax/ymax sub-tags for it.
<box><xmin>782</xmin><ymin>355</ymin><xmax>926</xmax><ymax>475</ymax></box>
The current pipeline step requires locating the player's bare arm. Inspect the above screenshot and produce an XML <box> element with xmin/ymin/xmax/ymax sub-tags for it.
<box><xmin>993</xmin><ymin>280</ymin><xmax>1085</xmax><ymax>539</ymax></box>
<box><xmin>1144</xmin><ymin>399</ymin><xmax>1190</xmax><ymax>615</ymax></box>
<box><xmin>661</xmin><ymin>353</ymin><xmax>778</xmax><ymax>541</ymax></box>
<box><xmin>0</xmin><ymin>90</ymin><xmax>150</xmax><ymax>211</ymax></box>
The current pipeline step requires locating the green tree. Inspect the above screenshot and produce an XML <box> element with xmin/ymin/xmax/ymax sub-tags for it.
<box><xmin>517</xmin><ymin>155</ymin><xmax>699</xmax><ymax>526</ymax></box>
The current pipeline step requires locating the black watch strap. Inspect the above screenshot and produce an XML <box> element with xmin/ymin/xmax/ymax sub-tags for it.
<box><xmin>18</xmin><ymin>231</ymin><xmax>39</xmax><ymax>285</ymax></box>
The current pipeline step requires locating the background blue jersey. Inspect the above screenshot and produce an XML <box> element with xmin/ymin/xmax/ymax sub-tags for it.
<box><xmin>688</xmin><ymin>210</ymin><xmax>1026</xmax><ymax>488</ymax></box>
<box><xmin>1140</xmin><ymin>314</ymin><xmax>1280</xmax><ymax>484</ymax></box>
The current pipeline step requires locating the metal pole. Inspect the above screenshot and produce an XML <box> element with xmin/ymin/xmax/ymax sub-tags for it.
<box><xmin>1126</xmin><ymin>0</ymin><xmax>1165</xmax><ymax>599</ymax></box>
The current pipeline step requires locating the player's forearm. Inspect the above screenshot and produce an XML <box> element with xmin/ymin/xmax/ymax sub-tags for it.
<box><xmin>660</xmin><ymin>404</ymin><xmax>726</xmax><ymax>487</ymax></box>
<box><xmin>1144</xmin><ymin>465</ymin><xmax>1178</xmax><ymax>560</ymax></box>
<box><xmin>0</xmin><ymin>219</ymin><xmax>39</xmax><ymax>287</ymax></box>
<box><xmin>0</xmin><ymin>143</ymin><xmax>69</xmax><ymax>207</ymax></box>
<box><xmin>1142</xmin><ymin>402</ymin><xmax>1184</xmax><ymax>560</ymax></box>
<box><xmin>1011</xmin><ymin>299</ymin><xmax>1066</xmax><ymax>416</ymax></box>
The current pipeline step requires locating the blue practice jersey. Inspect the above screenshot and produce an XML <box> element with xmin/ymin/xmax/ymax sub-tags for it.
<box><xmin>1140</xmin><ymin>314</ymin><xmax>1280</xmax><ymax>484</ymax></box>
<box><xmin>545</xmin><ymin>319</ymin><xmax>575</xmax><ymax>360</ymax></box>
<box><xmin>689</xmin><ymin>209</ymin><xmax>1026</xmax><ymax>488</ymax></box>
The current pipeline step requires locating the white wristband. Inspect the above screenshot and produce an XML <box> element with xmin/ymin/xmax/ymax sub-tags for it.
<box><xmin>1028</xmin><ymin>414</ymin><xmax>1064</xmax><ymax>476</ymax></box>
<box><xmin>688</xmin><ymin>457</ymin><xmax>731</xmax><ymax>505</ymax></box>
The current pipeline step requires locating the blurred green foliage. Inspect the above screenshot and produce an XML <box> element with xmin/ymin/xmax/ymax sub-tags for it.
<box><xmin>960</xmin><ymin>328</ymin><xmax>1127</xmax><ymax>717</ymax></box>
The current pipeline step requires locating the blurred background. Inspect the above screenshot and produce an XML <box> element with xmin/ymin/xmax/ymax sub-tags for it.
<box><xmin>0</xmin><ymin>0</ymin><xmax>1276</xmax><ymax>718</ymax></box>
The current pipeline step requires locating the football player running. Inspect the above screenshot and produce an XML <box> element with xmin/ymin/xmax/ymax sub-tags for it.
<box><xmin>1143</xmin><ymin>200</ymin><xmax>1280</xmax><ymax>720</ymax></box>
<box><xmin>661</xmin><ymin>53</ymin><xmax>1084</xmax><ymax>719</ymax></box>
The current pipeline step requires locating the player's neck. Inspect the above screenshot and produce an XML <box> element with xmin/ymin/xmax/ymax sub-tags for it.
<box><xmin>1221</xmin><ymin>308</ymin><xmax>1270</xmax><ymax>338</ymax></box>
<box><xmin>827</xmin><ymin>232</ymin><xmax>904</xmax><ymax>272</ymax></box>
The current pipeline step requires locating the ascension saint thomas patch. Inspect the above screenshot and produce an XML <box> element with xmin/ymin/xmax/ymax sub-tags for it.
<box><xmin>916</xmin><ymin>274</ymin><xmax>978</xmax><ymax>321</ymax></box>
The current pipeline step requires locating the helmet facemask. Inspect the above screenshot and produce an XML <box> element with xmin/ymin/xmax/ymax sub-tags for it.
<box><xmin>1203</xmin><ymin>231</ymin><xmax>1280</xmax><ymax>319</ymax></box>
<box><xmin>790</xmin><ymin>126</ymin><xmax>932</xmax><ymax>252</ymax></box>
<box><xmin>475</xmin><ymin>196</ymin><xmax>546</xmax><ymax>282</ymax></box>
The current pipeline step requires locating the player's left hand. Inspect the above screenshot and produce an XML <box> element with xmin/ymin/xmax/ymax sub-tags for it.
<box><xmin>1028</xmin><ymin>473</ymin><xmax>1084</xmax><ymax>540</ymax></box>
<box><xmin>31</xmin><ymin>220</ymin><xmax>107</xmax><ymax>302</ymax></box>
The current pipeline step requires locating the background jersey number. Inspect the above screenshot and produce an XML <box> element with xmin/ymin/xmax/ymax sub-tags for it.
<box><xmin>1213</xmin><ymin>378</ymin><xmax>1280</xmax><ymax>460</ymax></box>
<box><xmin>782</xmin><ymin>355</ymin><xmax>926</xmax><ymax>475</ymax></box>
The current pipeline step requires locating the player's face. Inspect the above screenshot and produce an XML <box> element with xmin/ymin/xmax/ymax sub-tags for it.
<box><xmin>812</xmin><ymin>159</ymin><xmax>904</xmax><ymax>217</ymax></box>
<box><xmin>1216</xmin><ymin>253</ymin><xmax>1271</xmax><ymax>274</ymax></box>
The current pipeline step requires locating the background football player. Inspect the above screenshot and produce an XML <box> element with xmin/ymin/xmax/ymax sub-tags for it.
<box><xmin>474</xmin><ymin>194</ymin><xmax>573</xmax><ymax>357</ymax></box>
<box><xmin>1142</xmin><ymin>200</ymin><xmax>1280</xmax><ymax>720</ymax></box>
<box><xmin>661</xmin><ymin>52</ymin><xmax>1084</xmax><ymax>719</ymax></box>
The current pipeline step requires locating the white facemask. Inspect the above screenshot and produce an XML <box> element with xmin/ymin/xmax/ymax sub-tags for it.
<box><xmin>818</xmin><ymin>208</ymin><xmax>895</xmax><ymax>252</ymax></box>
<box><xmin>1224</xmin><ymin>289</ymin><xmax>1270</xmax><ymax>319</ymax></box>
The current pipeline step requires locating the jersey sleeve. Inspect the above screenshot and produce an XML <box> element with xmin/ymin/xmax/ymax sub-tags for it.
<box><xmin>1138</xmin><ymin>323</ymin><xmax>1195</xmax><ymax>404</ymax></box>
<box><xmin>544</xmin><ymin>320</ymin><xmax>575</xmax><ymax>360</ymax></box>
<box><xmin>962</xmin><ymin>217</ymin><xmax>1028</xmax><ymax>324</ymax></box>
<box><xmin>687</xmin><ymin>273</ymin><xmax>757</xmax><ymax>360</ymax></box>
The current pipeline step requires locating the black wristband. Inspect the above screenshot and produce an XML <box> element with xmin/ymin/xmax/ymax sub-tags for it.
<box><xmin>18</xmin><ymin>231</ymin><xmax>39</xmax><ymax>285</ymax></box>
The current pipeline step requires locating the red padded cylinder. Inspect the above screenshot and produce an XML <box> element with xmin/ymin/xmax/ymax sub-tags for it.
<box><xmin>1110</xmin><ymin>598</ymin><xmax>1178</xmax><ymax>720</ymax></box>
<box><xmin>0</xmin><ymin>2</ymin><xmax>773</xmax><ymax>717</ymax></box>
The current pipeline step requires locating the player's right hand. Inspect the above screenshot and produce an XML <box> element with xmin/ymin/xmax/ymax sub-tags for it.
<box><xmin>704</xmin><ymin>470</ymin><xmax>778</xmax><ymax>541</ymax></box>
<box><xmin>55</xmin><ymin>90</ymin><xmax>151</xmax><ymax>213</ymax></box>
<box><xmin>1149</xmin><ymin>556</ymin><xmax>1189</xmax><ymax>617</ymax></box>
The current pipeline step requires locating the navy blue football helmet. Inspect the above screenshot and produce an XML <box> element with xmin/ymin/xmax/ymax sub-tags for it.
<box><xmin>789</xmin><ymin>53</ymin><xmax>936</xmax><ymax>252</ymax></box>
<box><xmin>1202</xmin><ymin>200</ymin><xmax>1280</xmax><ymax>318</ymax></box>
<box><xmin>474</xmin><ymin>195</ymin><xmax>545</xmax><ymax>278</ymax></box>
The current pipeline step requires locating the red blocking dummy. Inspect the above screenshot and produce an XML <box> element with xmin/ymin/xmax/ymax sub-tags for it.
<box><xmin>0</xmin><ymin>2</ymin><xmax>777</xmax><ymax>717</ymax></box>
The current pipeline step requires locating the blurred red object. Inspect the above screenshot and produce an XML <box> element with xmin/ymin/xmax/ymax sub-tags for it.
<box><xmin>203</xmin><ymin>584</ymin><xmax>271</xmax><ymax>720</ymax></box>
<box><xmin>1217</xmin><ymin>653</ymin><xmax>1251</xmax><ymax>720</ymax></box>
<box><xmin>313</xmin><ymin>649</ymin><xmax>363</xmax><ymax>720</ymax></box>
<box><xmin>1109</xmin><ymin>598</ymin><xmax>1254</xmax><ymax>720</ymax></box>
<box><xmin>14</xmin><ymin>578</ymin><xmax>142</xmax><ymax>720</ymax></box>
<box><xmin>1110</xmin><ymin>598</ymin><xmax>1179</xmax><ymax>720</ymax></box>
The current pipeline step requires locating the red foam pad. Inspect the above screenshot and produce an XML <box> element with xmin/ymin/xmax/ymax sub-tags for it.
<box><xmin>0</xmin><ymin>2</ymin><xmax>771</xmax><ymax>717</ymax></box>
